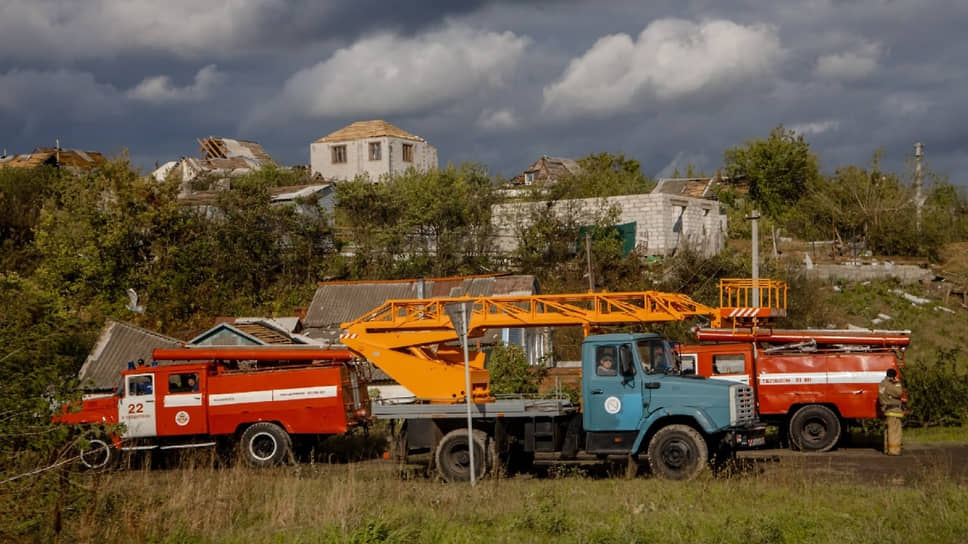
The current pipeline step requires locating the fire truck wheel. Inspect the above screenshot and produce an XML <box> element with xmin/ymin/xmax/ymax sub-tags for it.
<box><xmin>240</xmin><ymin>423</ymin><xmax>292</xmax><ymax>467</ymax></box>
<box><xmin>435</xmin><ymin>428</ymin><xmax>495</xmax><ymax>483</ymax></box>
<box><xmin>647</xmin><ymin>424</ymin><xmax>709</xmax><ymax>480</ymax></box>
<box><xmin>79</xmin><ymin>437</ymin><xmax>116</xmax><ymax>471</ymax></box>
<box><xmin>789</xmin><ymin>405</ymin><xmax>841</xmax><ymax>452</ymax></box>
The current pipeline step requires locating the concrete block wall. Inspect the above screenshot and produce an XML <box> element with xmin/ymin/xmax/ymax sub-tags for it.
<box><xmin>492</xmin><ymin>193</ymin><xmax>726</xmax><ymax>257</ymax></box>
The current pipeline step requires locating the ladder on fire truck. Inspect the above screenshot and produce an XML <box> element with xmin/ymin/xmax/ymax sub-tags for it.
<box><xmin>702</xmin><ymin>277</ymin><xmax>909</xmax><ymax>355</ymax></box>
<box><xmin>339</xmin><ymin>291</ymin><xmax>722</xmax><ymax>403</ymax></box>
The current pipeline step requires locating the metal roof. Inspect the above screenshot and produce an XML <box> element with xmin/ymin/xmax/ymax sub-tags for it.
<box><xmin>302</xmin><ymin>275</ymin><xmax>539</xmax><ymax>332</ymax></box>
<box><xmin>315</xmin><ymin>120</ymin><xmax>426</xmax><ymax>143</ymax></box>
<box><xmin>509</xmin><ymin>156</ymin><xmax>581</xmax><ymax>186</ymax></box>
<box><xmin>203</xmin><ymin>317</ymin><xmax>308</xmax><ymax>345</ymax></box>
<box><xmin>653</xmin><ymin>177</ymin><xmax>719</xmax><ymax>199</ymax></box>
<box><xmin>77</xmin><ymin>321</ymin><xmax>184</xmax><ymax>392</ymax></box>
<box><xmin>0</xmin><ymin>147</ymin><xmax>108</xmax><ymax>170</ymax></box>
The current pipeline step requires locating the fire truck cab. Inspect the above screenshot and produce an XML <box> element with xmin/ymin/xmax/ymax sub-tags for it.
<box><xmin>60</xmin><ymin>350</ymin><xmax>371</xmax><ymax>469</ymax></box>
<box><xmin>679</xmin><ymin>329</ymin><xmax>907</xmax><ymax>451</ymax></box>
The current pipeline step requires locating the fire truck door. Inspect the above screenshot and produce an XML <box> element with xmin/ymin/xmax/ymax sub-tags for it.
<box><xmin>120</xmin><ymin>373</ymin><xmax>157</xmax><ymax>437</ymax></box>
<box><xmin>158</xmin><ymin>371</ymin><xmax>207</xmax><ymax>436</ymax></box>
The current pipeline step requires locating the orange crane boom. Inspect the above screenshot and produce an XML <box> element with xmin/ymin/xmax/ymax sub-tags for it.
<box><xmin>340</xmin><ymin>291</ymin><xmax>721</xmax><ymax>403</ymax></box>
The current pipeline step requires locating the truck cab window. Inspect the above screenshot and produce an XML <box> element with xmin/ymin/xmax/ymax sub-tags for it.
<box><xmin>679</xmin><ymin>353</ymin><xmax>697</xmax><ymax>375</ymax></box>
<box><xmin>619</xmin><ymin>344</ymin><xmax>635</xmax><ymax>377</ymax></box>
<box><xmin>713</xmin><ymin>354</ymin><xmax>745</xmax><ymax>374</ymax></box>
<box><xmin>128</xmin><ymin>375</ymin><xmax>153</xmax><ymax>396</ymax></box>
<box><xmin>168</xmin><ymin>373</ymin><xmax>199</xmax><ymax>393</ymax></box>
<box><xmin>637</xmin><ymin>340</ymin><xmax>672</xmax><ymax>373</ymax></box>
<box><xmin>595</xmin><ymin>346</ymin><xmax>618</xmax><ymax>376</ymax></box>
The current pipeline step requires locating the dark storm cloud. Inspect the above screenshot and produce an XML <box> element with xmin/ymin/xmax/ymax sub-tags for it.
<box><xmin>0</xmin><ymin>0</ymin><xmax>965</xmax><ymax>186</ymax></box>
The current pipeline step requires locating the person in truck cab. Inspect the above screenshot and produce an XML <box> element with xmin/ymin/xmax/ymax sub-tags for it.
<box><xmin>597</xmin><ymin>356</ymin><xmax>617</xmax><ymax>376</ymax></box>
<box><xmin>187</xmin><ymin>375</ymin><xmax>198</xmax><ymax>392</ymax></box>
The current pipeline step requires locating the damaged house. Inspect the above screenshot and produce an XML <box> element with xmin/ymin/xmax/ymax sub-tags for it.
<box><xmin>151</xmin><ymin>137</ymin><xmax>277</xmax><ymax>197</ymax></box>
<box><xmin>0</xmin><ymin>146</ymin><xmax>108</xmax><ymax>172</ymax></box>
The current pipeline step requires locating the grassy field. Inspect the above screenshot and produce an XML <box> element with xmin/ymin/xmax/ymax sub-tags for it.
<box><xmin>15</xmin><ymin>447</ymin><xmax>966</xmax><ymax>544</ymax></box>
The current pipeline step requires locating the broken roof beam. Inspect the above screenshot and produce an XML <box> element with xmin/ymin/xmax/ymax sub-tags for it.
<box><xmin>197</xmin><ymin>137</ymin><xmax>227</xmax><ymax>159</ymax></box>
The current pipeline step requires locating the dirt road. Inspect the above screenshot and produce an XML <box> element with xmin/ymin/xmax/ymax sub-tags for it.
<box><xmin>735</xmin><ymin>443</ymin><xmax>968</xmax><ymax>486</ymax></box>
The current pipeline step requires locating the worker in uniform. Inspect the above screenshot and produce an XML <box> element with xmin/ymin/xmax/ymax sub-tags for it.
<box><xmin>878</xmin><ymin>368</ymin><xmax>904</xmax><ymax>455</ymax></box>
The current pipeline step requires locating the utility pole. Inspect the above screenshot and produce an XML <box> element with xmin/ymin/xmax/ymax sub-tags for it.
<box><xmin>444</xmin><ymin>301</ymin><xmax>476</xmax><ymax>486</ymax></box>
<box><xmin>585</xmin><ymin>232</ymin><xmax>594</xmax><ymax>292</ymax></box>
<box><xmin>914</xmin><ymin>142</ymin><xmax>924</xmax><ymax>233</ymax></box>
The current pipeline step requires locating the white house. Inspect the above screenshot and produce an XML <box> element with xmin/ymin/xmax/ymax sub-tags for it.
<box><xmin>492</xmin><ymin>192</ymin><xmax>726</xmax><ymax>258</ymax></box>
<box><xmin>310</xmin><ymin>120</ymin><xmax>438</xmax><ymax>181</ymax></box>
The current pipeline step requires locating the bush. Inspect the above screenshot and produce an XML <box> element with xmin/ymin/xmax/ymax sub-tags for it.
<box><xmin>903</xmin><ymin>348</ymin><xmax>968</xmax><ymax>427</ymax></box>
<box><xmin>486</xmin><ymin>344</ymin><xmax>547</xmax><ymax>395</ymax></box>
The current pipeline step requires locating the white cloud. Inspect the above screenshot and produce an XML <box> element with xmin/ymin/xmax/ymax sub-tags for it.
<box><xmin>127</xmin><ymin>65</ymin><xmax>222</xmax><ymax>103</ymax></box>
<box><xmin>542</xmin><ymin>19</ymin><xmax>785</xmax><ymax>120</ymax></box>
<box><xmin>789</xmin><ymin>120</ymin><xmax>840</xmax><ymax>135</ymax></box>
<box><xmin>477</xmin><ymin>109</ymin><xmax>518</xmax><ymax>131</ymax></box>
<box><xmin>272</xmin><ymin>22</ymin><xmax>530</xmax><ymax>118</ymax></box>
<box><xmin>0</xmin><ymin>0</ymin><xmax>278</xmax><ymax>60</ymax></box>
<box><xmin>815</xmin><ymin>42</ymin><xmax>881</xmax><ymax>80</ymax></box>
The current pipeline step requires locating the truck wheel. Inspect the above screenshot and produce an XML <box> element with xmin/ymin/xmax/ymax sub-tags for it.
<box><xmin>789</xmin><ymin>405</ymin><xmax>841</xmax><ymax>452</ymax></box>
<box><xmin>435</xmin><ymin>429</ymin><xmax>495</xmax><ymax>482</ymax></box>
<box><xmin>240</xmin><ymin>422</ymin><xmax>292</xmax><ymax>467</ymax></box>
<box><xmin>79</xmin><ymin>437</ymin><xmax>116</xmax><ymax>471</ymax></box>
<box><xmin>647</xmin><ymin>424</ymin><xmax>709</xmax><ymax>480</ymax></box>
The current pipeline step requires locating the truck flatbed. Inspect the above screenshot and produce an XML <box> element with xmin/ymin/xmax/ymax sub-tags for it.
<box><xmin>372</xmin><ymin>398</ymin><xmax>577</xmax><ymax>419</ymax></box>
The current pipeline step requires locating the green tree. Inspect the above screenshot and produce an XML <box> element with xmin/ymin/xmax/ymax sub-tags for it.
<box><xmin>0</xmin><ymin>165</ymin><xmax>62</xmax><ymax>273</ymax></box>
<box><xmin>334</xmin><ymin>164</ymin><xmax>497</xmax><ymax>279</ymax></box>
<box><xmin>33</xmin><ymin>158</ymin><xmax>184</xmax><ymax>315</ymax></box>
<box><xmin>723</xmin><ymin>125</ymin><xmax>820</xmax><ymax>218</ymax></box>
<box><xmin>543</xmin><ymin>152</ymin><xmax>653</xmax><ymax>201</ymax></box>
<box><xmin>510</xmin><ymin>200</ymin><xmax>650</xmax><ymax>293</ymax></box>
<box><xmin>0</xmin><ymin>273</ymin><xmax>94</xmax><ymax>541</ymax></box>
<box><xmin>487</xmin><ymin>343</ymin><xmax>546</xmax><ymax>395</ymax></box>
<box><xmin>785</xmin><ymin>153</ymin><xmax>954</xmax><ymax>258</ymax></box>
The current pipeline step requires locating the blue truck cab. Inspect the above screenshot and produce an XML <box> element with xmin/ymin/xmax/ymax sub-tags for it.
<box><xmin>581</xmin><ymin>332</ymin><xmax>765</xmax><ymax>479</ymax></box>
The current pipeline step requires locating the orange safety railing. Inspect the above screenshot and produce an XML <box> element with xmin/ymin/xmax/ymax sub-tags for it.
<box><xmin>719</xmin><ymin>278</ymin><xmax>788</xmax><ymax>312</ymax></box>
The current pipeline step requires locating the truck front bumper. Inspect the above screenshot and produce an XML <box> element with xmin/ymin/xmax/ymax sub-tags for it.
<box><xmin>726</xmin><ymin>424</ymin><xmax>767</xmax><ymax>449</ymax></box>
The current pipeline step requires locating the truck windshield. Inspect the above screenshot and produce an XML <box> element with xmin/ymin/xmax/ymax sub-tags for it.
<box><xmin>636</xmin><ymin>340</ymin><xmax>676</xmax><ymax>374</ymax></box>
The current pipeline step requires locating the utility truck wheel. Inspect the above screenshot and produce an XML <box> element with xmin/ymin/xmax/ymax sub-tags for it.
<box><xmin>79</xmin><ymin>437</ymin><xmax>116</xmax><ymax>471</ymax></box>
<box><xmin>435</xmin><ymin>429</ymin><xmax>495</xmax><ymax>482</ymax></box>
<box><xmin>647</xmin><ymin>424</ymin><xmax>708</xmax><ymax>480</ymax></box>
<box><xmin>789</xmin><ymin>405</ymin><xmax>841</xmax><ymax>452</ymax></box>
<box><xmin>240</xmin><ymin>422</ymin><xmax>292</xmax><ymax>467</ymax></box>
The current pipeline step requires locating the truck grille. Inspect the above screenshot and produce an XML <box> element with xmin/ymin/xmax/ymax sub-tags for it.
<box><xmin>729</xmin><ymin>384</ymin><xmax>756</xmax><ymax>426</ymax></box>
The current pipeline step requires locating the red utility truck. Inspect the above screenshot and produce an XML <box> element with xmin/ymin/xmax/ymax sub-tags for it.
<box><xmin>677</xmin><ymin>328</ymin><xmax>909</xmax><ymax>451</ymax></box>
<box><xmin>59</xmin><ymin>346</ymin><xmax>371</xmax><ymax>469</ymax></box>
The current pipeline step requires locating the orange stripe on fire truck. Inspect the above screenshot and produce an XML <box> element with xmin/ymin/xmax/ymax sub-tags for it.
<box><xmin>208</xmin><ymin>386</ymin><xmax>337</xmax><ymax>406</ymax></box>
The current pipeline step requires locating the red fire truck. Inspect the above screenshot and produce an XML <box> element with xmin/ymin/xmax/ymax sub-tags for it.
<box><xmin>677</xmin><ymin>328</ymin><xmax>909</xmax><ymax>451</ymax></box>
<box><xmin>59</xmin><ymin>346</ymin><xmax>371</xmax><ymax>469</ymax></box>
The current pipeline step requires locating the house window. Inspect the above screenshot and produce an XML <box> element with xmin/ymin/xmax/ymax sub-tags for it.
<box><xmin>369</xmin><ymin>142</ymin><xmax>382</xmax><ymax>161</ymax></box>
<box><xmin>331</xmin><ymin>145</ymin><xmax>347</xmax><ymax>164</ymax></box>
<box><xmin>402</xmin><ymin>143</ymin><xmax>414</xmax><ymax>163</ymax></box>
<box><xmin>524</xmin><ymin>172</ymin><xmax>535</xmax><ymax>185</ymax></box>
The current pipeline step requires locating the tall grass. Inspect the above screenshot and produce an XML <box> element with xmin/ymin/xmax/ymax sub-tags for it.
<box><xmin>15</xmin><ymin>456</ymin><xmax>967</xmax><ymax>544</ymax></box>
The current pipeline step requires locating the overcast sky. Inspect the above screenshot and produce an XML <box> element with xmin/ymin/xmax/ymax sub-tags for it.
<box><xmin>1</xmin><ymin>0</ymin><xmax>966</xmax><ymax>186</ymax></box>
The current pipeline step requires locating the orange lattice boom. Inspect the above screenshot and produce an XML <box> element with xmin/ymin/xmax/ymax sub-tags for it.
<box><xmin>340</xmin><ymin>291</ymin><xmax>721</xmax><ymax>403</ymax></box>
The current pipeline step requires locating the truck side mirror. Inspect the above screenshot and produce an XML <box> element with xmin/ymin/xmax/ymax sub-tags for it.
<box><xmin>620</xmin><ymin>358</ymin><xmax>634</xmax><ymax>377</ymax></box>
